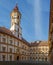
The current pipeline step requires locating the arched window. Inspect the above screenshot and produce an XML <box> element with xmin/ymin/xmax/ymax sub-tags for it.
<box><xmin>17</xmin><ymin>16</ymin><xmax>19</xmax><ymax>19</ymax></box>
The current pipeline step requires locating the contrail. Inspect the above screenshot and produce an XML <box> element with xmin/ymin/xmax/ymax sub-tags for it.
<box><xmin>34</xmin><ymin>0</ymin><xmax>43</xmax><ymax>40</ymax></box>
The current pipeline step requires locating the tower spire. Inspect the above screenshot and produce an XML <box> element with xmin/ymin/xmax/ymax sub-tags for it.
<box><xmin>13</xmin><ymin>4</ymin><xmax>19</xmax><ymax>12</ymax></box>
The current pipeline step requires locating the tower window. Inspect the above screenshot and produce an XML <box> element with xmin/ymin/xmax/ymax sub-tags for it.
<box><xmin>18</xmin><ymin>35</ymin><xmax>19</xmax><ymax>38</ymax></box>
<box><xmin>17</xmin><ymin>16</ymin><xmax>19</xmax><ymax>19</ymax></box>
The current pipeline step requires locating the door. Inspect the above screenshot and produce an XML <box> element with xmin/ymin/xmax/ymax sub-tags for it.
<box><xmin>17</xmin><ymin>56</ymin><xmax>19</xmax><ymax>60</ymax></box>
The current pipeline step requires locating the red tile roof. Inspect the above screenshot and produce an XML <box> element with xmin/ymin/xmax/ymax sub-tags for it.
<box><xmin>0</xmin><ymin>27</ymin><xmax>13</xmax><ymax>36</ymax></box>
<box><xmin>30</xmin><ymin>41</ymin><xmax>48</xmax><ymax>47</ymax></box>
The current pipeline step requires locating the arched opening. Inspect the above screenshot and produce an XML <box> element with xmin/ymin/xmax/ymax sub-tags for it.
<box><xmin>45</xmin><ymin>57</ymin><xmax>47</xmax><ymax>61</ymax></box>
<box><xmin>17</xmin><ymin>56</ymin><xmax>19</xmax><ymax>60</ymax></box>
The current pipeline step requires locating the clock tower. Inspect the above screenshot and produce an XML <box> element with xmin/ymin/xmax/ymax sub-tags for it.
<box><xmin>10</xmin><ymin>5</ymin><xmax>22</xmax><ymax>39</ymax></box>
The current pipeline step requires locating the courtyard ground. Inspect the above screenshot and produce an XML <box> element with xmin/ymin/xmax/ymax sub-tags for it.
<box><xmin>0</xmin><ymin>61</ymin><xmax>51</xmax><ymax>65</ymax></box>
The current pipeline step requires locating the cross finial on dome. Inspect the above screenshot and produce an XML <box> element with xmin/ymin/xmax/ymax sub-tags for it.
<box><xmin>13</xmin><ymin>3</ymin><xmax>19</xmax><ymax>11</ymax></box>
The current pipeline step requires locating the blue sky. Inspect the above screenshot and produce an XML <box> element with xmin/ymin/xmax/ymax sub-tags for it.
<box><xmin>0</xmin><ymin>0</ymin><xmax>50</xmax><ymax>42</ymax></box>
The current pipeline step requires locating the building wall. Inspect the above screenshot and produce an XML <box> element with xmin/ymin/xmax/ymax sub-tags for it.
<box><xmin>29</xmin><ymin>45</ymin><xmax>49</xmax><ymax>61</ymax></box>
<box><xmin>0</xmin><ymin>33</ymin><xmax>49</xmax><ymax>61</ymax></box>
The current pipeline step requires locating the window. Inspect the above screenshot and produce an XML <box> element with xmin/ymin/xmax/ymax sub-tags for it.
<box><xmin>22</xmin><ymin>51</ymin><xmax>24</xmax><ymax>54</ymax></box>
<box><xmin>18</xmin><ymin>28</ymin><xmax>19</xmax><ymax>32</ymax></box>
<box><xmin>17</xmin><ymin>16</ymin><xmax>19</xmax><ymax>19</ymax></box>
<box><xmin>46</xmin><ymin>48</ymin><xmax>48</xmax><ymax>51</ymax></box>
<box><xmin>10</xmin><ymin>48</ymin><xmax>12</xmax><ymax>53</ymax></box>
<box><xmin>42</xmin><ymin>57</ymin><xmax>44</xmax><ymax>61</ymax></box>
<box><xmin>10</xmin><ymin>40</ymin><xmax>12</xmax><ymax>44</ymax></box>
<box><xmin>30</xmin><ymin>48</ymin><xmax>32</xmax><ymax>51</ymax></box>
<box><xmin>33</xmin><ymin>48</ymin><xmax>35</xmax><ymax>51</ymax></box>
<box><xmin>22</xmin><ymin>57</ymin><xmax>24</xmax><ymax>60</ymax></box>
<box><xmin>36</xmin><ymin>57</ymin><xmax>37</xmax><ymax>59</ymax></box>
<box><xmin>9</xmin><ymin>55</ymin><xmax>12</xmax><ymax>61</ymax></box>
<box><xmin>39</xmin><ymin>48</ymin><xmax>41</xmax><ymax>50</ymax></box>
<box><xmin>2</xmin><ymin>47</ymin><xmax>6</xmax><ymax>52</ymax></box>
<box><xmin>2</xmin><ymin>55</ymin><xmax>5</xmax><ymax>61</ymax></box>
<box><xmin>36</xmin><ymin>52</ymin><xmax>37</xmax><ymax>54</ymax></box>
<box><xmin>42</xmin><ymin>48</ymin><xmax>44</xmax><ymax>51</ymax></box>
<box><xmin>25</xmin><ymin>47</ymin><xmax>26</xmax><ymax>50</ymax></box>
<box><xmin>22</xmin><ymin>45</ymin><xmax>24</xmax><ymax>49</ymax></box>
<box><xmin>16</xmin><ymin>48</ymin><xmax>19</xmax><ymax>52</ymax></box>
<box><xmin>17</xmin><ymin>42</ymin><xmax>19</xmax><ymax>46</ymax></box>
<box><xmin>2</xmin><ymin>38</ymin><xmax>6</xmax><ymax>43</ymax></box>
<box><xmin>36</xmin><ymin>57</ymin><xmax>38</xmax><ymax>61</ymax></box>
<box><xmin>18</xmin><ymin>34</ymin><xmax>19</xmax><ymax>38</ymax></box>
<box><xmin>30</xmin><ymin>57</ymin><xmax>32</xmax><ymax>60</ymax></box>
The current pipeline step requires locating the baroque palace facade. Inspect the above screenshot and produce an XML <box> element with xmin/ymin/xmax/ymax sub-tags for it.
<box><xmin>0</xmin><ymin>5</ymin><xmax>49</xmax><ymax>61</ymax></box>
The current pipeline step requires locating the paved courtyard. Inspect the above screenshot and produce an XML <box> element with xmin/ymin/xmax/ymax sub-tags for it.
<box><xmin>0</xmin><ymin>61</ymin><xmax>51</xmax><ymax>65</ymax></box>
